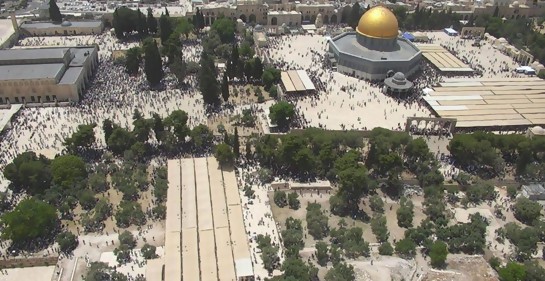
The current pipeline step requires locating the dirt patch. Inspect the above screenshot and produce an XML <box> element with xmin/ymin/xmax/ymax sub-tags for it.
<box><xmin>422</xmin><ymin>255</ymin><xmax>498</xmax><ymax>281</ymax></box>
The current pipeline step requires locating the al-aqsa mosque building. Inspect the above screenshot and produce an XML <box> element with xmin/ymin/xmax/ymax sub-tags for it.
<box><xmin>328</xmin><ymin>6</ymin><xmax>421</xmax><ymax>81</ymax></box>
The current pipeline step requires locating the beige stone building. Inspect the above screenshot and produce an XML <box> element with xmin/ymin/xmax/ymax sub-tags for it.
<box><xmin>296</xmin><ymin>3</ymin><xmax>340</xmax><ymax>24</ymax></box>
<box><xmin>267</xmin><ymin>10</ymin><xmax>301</xmax><ymax>26</ymax></box>
<box><xmin>200</xmin><ymin>1</ymin><xmax>269</xmax><ymax>25</ymax></box>
<box><xmin>199</xmin><ymin>1</ymin><xmax>340</xmax><ymax>26</ymax></box>
<box><xmin>0</xmin><ymin>46</ymin><xmax>99</xmax><ymax>104</ymax></box>
<box><xmin>20</xmin><ymin>20</ymin><xmax>104</xmax><ymax>36</ymax></box>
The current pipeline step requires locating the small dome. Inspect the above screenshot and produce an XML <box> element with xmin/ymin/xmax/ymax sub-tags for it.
<box><xmin>393</xmin><ymin>72</ymin><xmax>405</xmax><ymax>81</ymax></box>
<box><xmin>512</xmin><ymin>1</ymin><xmax>519</xmax><ymax>6</ymax></box>
<box><xmin>61</xmin><ymin>20</ymin><xmax>72</xmax><ymax>26</ymax></box>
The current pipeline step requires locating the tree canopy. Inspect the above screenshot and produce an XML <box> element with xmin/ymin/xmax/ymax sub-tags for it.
<box><xmin>269</xmin><ymin>101</ymin><xmax>295</xmax><ymax>130</ymax></box>
<box><xmin>4</xmin><ymin>151</ymin><xmax>52</xmax><ymax>195</ymax></box>
<box><xmin>1</xmin><ymin>197</ymin><xmax>59</xmax><ymax>247</ymax></box>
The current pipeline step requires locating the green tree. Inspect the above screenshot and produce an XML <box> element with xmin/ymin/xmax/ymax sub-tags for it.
<box><xmin>221</xmin><ymin>71</ymin><xmax>229</xmax><ymax>102</ymax></box>
<box><xmin>211</xmin><ymin>17</ymin><xmax>235</xmax><ymax>43</ymax></box>
<box><xmin>498</xmin><ymin>262</ymin><xmax>526</xmax><ymax>281</ymax></box>
<box><xmin>253</xmin><ymin>57</ymin><xmax>264</xmax><ymax>81</ymax></box>
<box><xmin>115</xmin><ymin>200</ymin><xmax>146</xmax><ymax>228</ymax></box>
<box><xmin>316</xmin><ymin>241</ymin><xmax>329</xmax><ymax>266</ymax></box>
<box><xmin>396</xmin><ymin>196</ymin><xmax>414</xmax><ymax>228</ymax></box>
<box><xmin>51</xmin><ymin>154</ymin><xmax>87</xmax><ymax>188</ymax></box>
<box><xmin>141</xmin><ymin>243</ymin><xmax>157</xmax><ymax>259</ymax></box>
<box><xmin>324</xmin><ymin>262</ymin><xmax>356</xmax><ymax>281</ymax></box>
<box><xmin>214</xmin><ymin>143</ymin><xmax>235</xmax><ymax>166</ymax></box>
<box><xmin>395</xmin><ymin>238</ymin><xmax>416</xmax><ymax>258</ymax></box>
<box><xmin>143</xmin><ymin>38</ymin><xmax>163</xmax><ymax>86</ymax></box>
<box><xmin>147</xmin><ymin>8</ymin><xmax>158</xmax><ymax>33</ymax></box>
<box><xmin>371</xmin><ymin>215</ymin><xmax>389</xmax><ymax>243</ymax></box>
<box><xmin>429</xmin><ymin>240</ymin><xmax>448</xmax><ymax>268</ymax></box>
<box><xmin>65</xmin><ymin>123</ymin><xmax>96</xmax><ymax>151</ymax></box>
<box><xmin>164</xmin><ymin>110</ymin><xmax>189</xmax><ymax>142</ymax></box>
<box><xmin>1</xmin><ymin>197</ymin><xmax>59</xmax><ymax>246</ymax></box>
<box><xmin>233</xmin><ymin>127</ymin><xmax>240</xmax><ymax>158</ymax></box>
<box><xmin>190</xmin><ymin>124</ymin><xmax>214</xmax><ymax>151</ymax></box>
<box><xmin>269</xmin><ymin>101</ymin><xmax>295</xmax><ymax>130</ymax></box>
<box><xmin>274</xmin><ymin>190</ymin><xmax>287</xmax><ymax>207</ymax></box>
<box><xmin>378</xmin><ymin>241</ymin><xmax>394</xmax><ymax>256</ymax></box>
<box><xmin>125</xmin><ymin>47</ymin><xmax>141</xmax><ymax>76</ymax></box>
<box><xmin>159</xmin><ymin>13</ymin><xmax>173</xmax><ymax>43</ymax></box>
<box><xmin>288</xmin><ymin>192</ymin><xmax>300</xmax><ymax>210</ymax></box>
<box><xmin>107</xmin><ymin>127</ymin><xmax>136</xmax><ymax>155</ymax></box>
<box><xmin>170</xmin><ymin>55</ymin><xmax>187</xmax><ymax>84</ymax></box>
<box><xmin>175</xmin><ymin>17</ymin><xmax>194</xmax><ymax>38</ymax></box>
<box><xmin>306</xmin><ymin>203</ymin><xmax>329</xmax><ymax>239</ymax></box>
<box><xmin>56</xmin><ymin>231</ymin><xmax>78</xmax><ymax>254</ymax></box>
<box><xmin>514</xmin><ymin>197</ymin><xmax>542</xmax><ymax>225</ymax></box>
<box><xmin>78</xmin><ymin>189</ymin><xmax>97</xmax><ymax>211</ymax></box>
<box><xmin>84</xmin><ymin>262</ymin><xmax>128</xmax><ymax>281</ymax></box>
<box><xmin>369</xmin><ymin>195</ymin><xmax>384</xmax><ymax>213</ymax></box>
<box><xmin>118</xmin><ymin>230</ymin><xmax>137</xmax><ymax>249</ymax></box>
<box><xmin>102</xmin><ymin>119</ymin><xmax>114</xmax><ymax>142</ymax></box>
<box><xmin>198</xmin><ymin>52</ymin><xmax>220</xmax><ymax>105</ymax></box>
<box><xmin>262</xmin><ymin>67</ymin><xmax>281</xmax><ymax>89</ymax></box>
<box><xmin>49</xmin><ymin>0</ymin><xmax>62</xmax><ymax>23</ymax></box>
<box><xmin>3</xmin><ymin>151</ymin><xmax>52</xmax><ymax>195</ymax></box>
<box><xmin>348</xmin><ymin>2</ymin><xmax>362</xmax><ymax>29</ymax></box>
<box><xmin>227</xmin><ymin>44</ymin><xmax>239</xmax><ymax>80</ymax></box>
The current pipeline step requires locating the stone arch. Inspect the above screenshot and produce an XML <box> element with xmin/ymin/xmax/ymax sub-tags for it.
<box><xmin>304</xmin><ymin>15</ymin><xmax>310</xmax><ymax>21</ymax></box>
<box><xmin>239</xmin><ymin>14</ymin><xmax>247</xmax><ymax>22</ymax></box>
<box><xmin>323</xmin><ymin>14</ymin><xmax>329</xmax><ymax>24</ymax></box>
<box><xmin>249</xmin><ymin>14</ymin><xmax>257</xmax><ymax>23</ymax></box>
<box><xmin>271</xmin><ymin>17</ymin><xmax>278</xmax><ymax>25</ymax></box>
<box><xmin>331</xmin><ymin>14</ymin><xmax>338</xmax><ymax>23</ymax></box>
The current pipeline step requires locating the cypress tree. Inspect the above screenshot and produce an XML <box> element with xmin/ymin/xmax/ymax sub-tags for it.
<box><xmin>137</xmin><ymin>10</ymin><xmax>148</xmax><ymax>36</ymax></box>
<box><xmin>221</xmin><ymin>72</ymin><xmax>229</xmax><ymax>102</ymax></box>
<box><xmin>233</xmin><ymin>127</ymin><xmax>240</xmax><ymax>158</ymax></box>
<box><xmin>228</xmin><ymin>44</ymin><xmax>239</xmax><ymax>80</ymax></box>
<box><xmin>147</xmin><ymin>8</ymin><xmax>158</xmax><ymax>33</ymax></box>
<box><xmin>198</xmin><ymin>52</ymin><xmax>220</xmax><ymax>105</ymax></box>
<box><xmin>143</xmin><ymin>39</ymin><xmax>163</xmax><ymax>86</ymax></box>
<box><xmin>253</xmin><ymin>57</ymin><xmax>264</xmax><ymax>82</ymax></box>
<box><xmin>49</xmin><ymin>0</ymin><xmax>62</xmax><ymax>23</ymax></box>
<box><xmin>493</xmin><ymin>5</ymin><xmax>499</xmax><ymax>17</ymax></box>
<box><xmin>159</xmin><ymin>13</ymin><xmax>173</xmax><ymax>44</ymax></box>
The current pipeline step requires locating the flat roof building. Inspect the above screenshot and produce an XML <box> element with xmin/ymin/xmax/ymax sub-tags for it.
<box><xmin>20</xmin><ymin>20</ymin><xmax>104</xmax><ymax>36</ymax></box>
<box><xmin>521</xmin><ymin>183</ymin><xmax>545</xmax><ymax>201</ymax></box>
<box><xmin>0</xmin><ymin>46</ymin><xmax>99</xmax><ymax>104</ymax></box>
<box><xmin>155</xmin><ymin>158</ymin><xmax>253</xmax><ymax>281</ymax></box>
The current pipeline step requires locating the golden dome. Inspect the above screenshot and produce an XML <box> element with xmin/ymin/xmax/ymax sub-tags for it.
<box><xmin>356</xmin><ymin>6</ymin><xmax>399</xmax><ymax>39</ymax></box>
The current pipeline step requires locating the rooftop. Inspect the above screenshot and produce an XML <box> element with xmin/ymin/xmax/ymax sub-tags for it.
<box><xmin>423</xmin><ymin>77</ymin><xmax>545</xmax><ymax>128</ymax></box>
<box><xmin>0</xmin><ymin>63</ymin><xmax>65</xmax><ymax>81</ymax></box>
<box><xmin>522</xmin><ymin>183</ymin><xmax>545</xmax><ymax>195</ymax></box>
<box><xmin>21</xmin><ymin>20</ymin><xmax>102</xmax><ymax>29</ymax></box>
<box><xmin>0</xmin><ymin>48</ymin><xmax>69</xmax><ymax>65</ymax></box>
<box><xmin>330</xmin><ymin>32</ymin><xmax>420</xmax><ymax>61</ymax></box>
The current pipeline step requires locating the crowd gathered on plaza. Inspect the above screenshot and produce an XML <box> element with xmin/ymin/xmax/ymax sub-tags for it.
<box><xmin>0</xmin><ymin>17</ymin><xmax>538</xmax><ymax>280</ymax></box>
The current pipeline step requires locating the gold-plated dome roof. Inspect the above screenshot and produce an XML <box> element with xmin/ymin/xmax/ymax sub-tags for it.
<box><xmin>356</xmin><ymin>6</ymin><xmax>399</xmax><ymax>39</ymax></box>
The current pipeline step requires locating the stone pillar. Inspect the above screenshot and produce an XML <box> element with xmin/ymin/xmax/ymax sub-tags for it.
<box><xmin>10</xmin><ymin>14</ymin><xmax>18</xmax><ymax>31</ymax></box>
